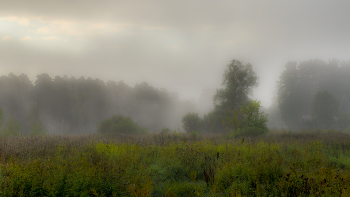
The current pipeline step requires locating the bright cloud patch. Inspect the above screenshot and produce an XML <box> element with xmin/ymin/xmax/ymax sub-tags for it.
<box><xmin>1</xmin><ymin>36</ymin><xmax>12</xmax><ymax>41</ymax></box>
<box><xmin>20</xmin><ymin>36</ymin><xmax>33</xmax><ymax>41</ymax></box>
<box><xmin>42</xmin><ymin>36</ymin><xmax>59</xmax><ymax>40</ymax></box>
<box><xmin>33</xmin><ymin>20</ymin><xmax>124</xmax><ymax>36</ymax></box>
<box><xmin>36</xmin><ymin>26</ymin><xmax>50</xmax><ymax>34</ymax></box>
<box><xmin>2</xmin><ymin>16</ymin><xmax>30</xmax><ymax>26</ymax></box>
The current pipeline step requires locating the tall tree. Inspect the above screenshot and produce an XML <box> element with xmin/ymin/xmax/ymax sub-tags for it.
<box><xmin>277</xmin><ymin>61</ymin><xmax>304</xmax><ymax>127</ymax></box>
<box><xmin>205</xmin><ymin>59</ymin><xmax>259</xmax><ymax>132</ymax></box>
<box><xmin>214</xmin><ymin>59</ymin><xmax>258</xmax><ymax>110</ymax></box>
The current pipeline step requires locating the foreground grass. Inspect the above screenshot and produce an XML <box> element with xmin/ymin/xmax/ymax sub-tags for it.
<box><xmin>1</xmin><ymin>130</ymin><xmax>350</xmax><ymax>196</ymax></box>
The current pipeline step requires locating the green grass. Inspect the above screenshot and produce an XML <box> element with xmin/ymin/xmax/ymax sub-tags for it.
<box><xmin>1</xmin><ymin>130</ymin><xmax>350</xmax><ymax>196</ymax></box>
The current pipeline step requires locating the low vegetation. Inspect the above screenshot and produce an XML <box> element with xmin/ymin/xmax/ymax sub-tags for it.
<box><xmin>97</xmin><ymin>115</ymin><xmax>148</xmax><ymax>135</ymax></box>
<box><xmin>1</xmin><ymin>130</ymin><xmax>350</xmax><ymax>196</ymax></box>
<box><xmin>224</xmin><ymin>100</ymin><xmax>269</xmax><ymax>137</ymax></box>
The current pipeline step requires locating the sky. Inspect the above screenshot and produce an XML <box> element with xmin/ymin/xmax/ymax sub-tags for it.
<box><xmin>1</xmin><ymin>0</ymin><xmax>350</xmax><ymax>107</ymax></box>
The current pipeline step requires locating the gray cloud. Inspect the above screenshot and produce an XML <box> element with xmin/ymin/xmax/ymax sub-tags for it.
<box><xmin>1</xmin><ymin>0</ymin><xmax>350</xmax><ymax>107</ymax></box>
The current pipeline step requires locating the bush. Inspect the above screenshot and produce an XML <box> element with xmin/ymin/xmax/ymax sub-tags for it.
<box><xmin>182</xmin><ymin>113</ymin><xmax>202</xmax><ymax>133</ymax></box>
<box><xmin>97</xmin><ymin>115</ymin><xmax>148</xmax><ymax>134</ymax></box>
<box><xmin>224</xmin><ymin>100</ymin><xmax>268</xmax><ymax>136</ymax></box>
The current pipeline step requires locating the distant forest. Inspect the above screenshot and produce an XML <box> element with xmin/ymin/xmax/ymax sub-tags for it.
<box><xmin>268</xmin><ymin>59</ymin><xmax>350</xmax><ymax>130</ymax></box>
<box><xmin>1</xmin><ymin>58</ymin><xmax>350</xmax><ymax>135</ymax></box>
<box><xmin>0</xmin><ymin>73</ymin><xmax>197</xmax><ymax>134</ymax></box>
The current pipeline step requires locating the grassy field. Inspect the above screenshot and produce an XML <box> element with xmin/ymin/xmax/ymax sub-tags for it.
<box><xmin>1</xmin><ymin>130</ymin><xmax>350</xmax><ymax>196</ymax></box>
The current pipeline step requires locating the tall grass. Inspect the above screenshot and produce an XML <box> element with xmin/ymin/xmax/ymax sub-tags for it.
<box><xmin>1</xmin><ymin>130</ymin><xmax>350</xmax><ymax>196</ymax></box>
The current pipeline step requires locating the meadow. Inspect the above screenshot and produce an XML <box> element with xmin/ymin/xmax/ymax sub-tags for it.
<box><xmin>1</xmin><ymin>130</ymin><xmax>350</xmax><ymax>196</ymax></box>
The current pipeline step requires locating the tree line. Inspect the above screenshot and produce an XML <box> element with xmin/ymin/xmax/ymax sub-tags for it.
<box><xmin>0</xmin><ymin>73</ymin><xmax>196</xmax><ymax>135</ymax></box>
<box><xmin>1</xmin><ymin>58</ymin><xmax>350</xmax><ymax>136</ymax></box>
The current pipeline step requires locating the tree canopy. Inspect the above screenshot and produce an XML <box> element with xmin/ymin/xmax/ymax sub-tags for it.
<box><xmin>214</xmin><ymin>59</ymin><xmax>258</xmax><ymax>111</ymax></box>
<box><xmin>277</xmin><ymin>59</ymin><xmax>350</xmax><ymax>129</ymax></box>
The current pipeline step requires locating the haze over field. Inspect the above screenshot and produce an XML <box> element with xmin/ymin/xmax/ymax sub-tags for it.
<box><xmin>2</xmin><ymin>1</ymin><xmax>350</xmax><ymax>108</ymax></box>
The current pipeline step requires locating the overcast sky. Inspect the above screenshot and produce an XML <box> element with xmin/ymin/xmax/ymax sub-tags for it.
<box><xmin>1</xmin><ymin>0</ymin><xmax>350</xmax><ymax>107</ymax></box>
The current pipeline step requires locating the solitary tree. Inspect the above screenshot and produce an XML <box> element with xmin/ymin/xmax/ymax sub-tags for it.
<box><xmin>205</xmin><ymin>59</ymin><xmax>259</xmax><ymax>132</ymax></box>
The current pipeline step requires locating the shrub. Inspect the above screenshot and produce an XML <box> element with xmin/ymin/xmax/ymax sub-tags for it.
<box><xmin>182</xmin><ymin>113</ymin><xmax>202</xmax><ymax>133</ymax></box>
<box><xmin>97</xmin><ymin>115</ymin><xmax>148</xmax><ymax>134</ymax></box>
<box><xmin>224</xmin><ymin>100</ymin><xmax>269</xmax><ymax>136</ymax></box>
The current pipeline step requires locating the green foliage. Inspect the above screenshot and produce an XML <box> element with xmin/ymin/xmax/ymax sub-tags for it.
<box><xmin>2</xmin><ymin>132</ymin><xmax>350</xmax><ymax>196</ymax></box>
<box><xmin>204</xmin><ymin>59</ymin><xmax>259</xmax><ymax>133</ymax></box>
<box><xmin>203</xmin><ymin>109</ymin><xmax>228</xmax><ymax>133</ymax></box>
<box><xmin>214</xmin><ymin>59</ymin><xmax>258</xmax><ymax>111</ymax></box>
<box><xmin>97</xmin><ymin>114</ymin><xmax>148</xmax><ymax>134</ymax></box>
<box><xmin>0</xmin><ymin>143</ymin><xmax>151</xmax><ymax>196</ymax></box>
<box><xmin>224</xmin><ymin>100</ymin><xmax>269</xmax><ymax>136</ymax></box>
<box><xmin>0</xmin><ymin>115</ymin><xmax>22</xmax><ymax>136</ymax></box>
<box><xmin>312</xmin><ymin>91</ymin><xmax>339</xmax><ymax>128</ymax></box>
<box><xmin>3</xmin><ymin>132</ymin><xmax>350</xmax><ymax>196</ymax></box>
<box><xmin>182</xmin><ymin>113</ymin><xmax>202</xmax><ymax>133</ymax></box>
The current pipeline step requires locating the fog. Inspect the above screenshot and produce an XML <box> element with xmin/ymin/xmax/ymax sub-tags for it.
<box><xmin>1</xmin><ymin>1</ymin><xmax>350</xmax><ymax>133</ymax></box>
